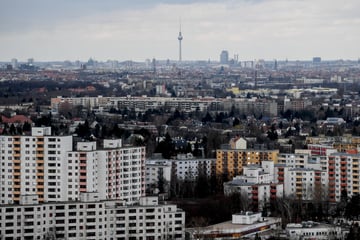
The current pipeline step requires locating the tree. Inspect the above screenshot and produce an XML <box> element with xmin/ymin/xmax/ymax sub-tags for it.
<box><xmin>233</xmin><ymin>117</ymin><xmax>240</xmax><ymax>127</ymax></box>
<box><xmin>155</xmin><ymin>133</ymin><xmax>174</xmax><ymax>159</ymax></box>
<box><xmin>347</xmin><ymin>223</ymin><xmax>360</xmax><ymax>240</ymax></box>
<box><xmin>75</xmin><ymin>120</ymin><xmax>91</xmax><ymax>138</ymax></box>
<box><xmin>194</xmin><ymin>163</ymin><xmax>210</xmax><ymax>198</ymax></box>
<box><xmin>202</xmin><ymin>112</ymin><xmax>213</xmax><ymax>123</ymax></box>
<box><xmin>9</xmin><ymin>124</ymin><xmax>16</xmax><ymax>135</ymax></box>
<box><xmin>22</xmin><ymin>121</ymin><xmax>31</xmax><ymax>132</ymax></box>
<box><xmin>345</xmin><ymin>194</ymin><xmax>360</xmax><ymax>219</ymax></box>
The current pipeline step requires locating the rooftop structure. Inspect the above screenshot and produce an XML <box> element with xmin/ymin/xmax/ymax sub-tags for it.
<box><xmin>186</xmin><ymin>212</ymin><xmax>281</xmax><ymax>239</ymax></box>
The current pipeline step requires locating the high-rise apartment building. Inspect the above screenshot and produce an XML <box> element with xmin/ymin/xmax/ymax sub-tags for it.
<box><xmin>0</xmin><ymin>193</ymin><xmax>185</xmax><ymax>240</ymax></box>
<box><xmin>216</xmin><ymin>149</ymin><xmax>278</xmax><ymax>180</ymax></box>
<box><xmin>327</xmin><ymin>152</ymin><xmax>360</xmax><ymax>202</ymax></box>
<box><xmin>282</xmin><ymin>167</ymin><xmax>327</xmax><ymax>201</ymax></box>
<box><xmin>0</xmin><ymin>127</ymin><xmax>72</xmax><ymax>204</ymax></box>
<box><xmin>0</xmin><ymin>127</ymin><xmax>145</xmax><ymax>204</ymax></box>
<box><xmin>0</xmin><ymin>128</ymin><xmax>185</xmax><ymax>239</ymax></box>
<box><xmin>224</xmin><ymin>161</ymin><xmax>283</xmax><ymax>210</ymax></box>
<box><xmin>67</xmin><ymin>139</ymin><xmax>146</xmax><ymax>204</ymax></box>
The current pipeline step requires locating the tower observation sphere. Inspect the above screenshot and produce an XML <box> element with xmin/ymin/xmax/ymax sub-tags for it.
<box><xmin>178</xmin><ymin>24</ymin><xmax>183</xmax><ymax>62</ymax></box>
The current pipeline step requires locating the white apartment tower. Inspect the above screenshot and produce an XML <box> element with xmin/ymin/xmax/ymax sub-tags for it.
<box><xmin>327</xmin><ymin>152</ymin><xmax>360</xmax><ymax>202</ymax></box>
<box><xmin>0</xmin><ymin>127</ymin><xmax>146</xmax><ymax>204</ymax></box>
<box><xmin>67</xmin><ymin>139</ymin><xmax>146</xmax><ymax>204</ymax></box>
<box><xmin>0</xmin><ymin>193</ymin><xmax>185</xmax><ymax>240</ymax></box>
<box><xmin>0</xmin><ymin>127</ymin><xmax>72</xmax><ymax>204</ymax></box>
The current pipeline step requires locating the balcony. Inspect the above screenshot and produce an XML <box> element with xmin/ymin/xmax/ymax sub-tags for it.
<box><xmin>341</xmin><ymin>177</ymin><xmax>347</xmax><ymax>181</ymax></box>
<box><xmin>13</xmin><ymin>159</ymin><xmax>21</xmax><ymax>164</ymax></box>
<box><xmin>251</xmin><ymin>190</ymin><xmax>258</xmax><ymax>194</ymax></box>
<box><xmin>328</xmin><ymin>165</ymin><xmax>335</xmax><ymax>170</ymax></box>
<box><xmin>13</xmin><ymin>165</ymin><xmax>21</xmax><ymax>170</ymax></box>
<box><xmin>341</xmin><ymin>183</ymin><xmax>347</xmax><ymax>187</ymax></box>
<box><xmin>36</xmin><ymin>159</ymin><xmax>44</xmax><ymax>164</ymax></box>
<box><xmin>270</xmin><ymin>189</ymin><xmax>277</xmax><ymax>193</ymax></box>
<box><xmin>341</xmin><ymin>167</ymin><xmax>347</xmax><ymax>171</ymax></box>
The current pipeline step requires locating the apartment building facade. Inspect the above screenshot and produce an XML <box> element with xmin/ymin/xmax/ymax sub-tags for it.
<box><xmin>0</xmin><ymin>127</ymin><xmax>72</xmax><ymax>204</ymax></box>
<box><xmin>282</xmin><ymin>167</ymin><xmax>327</xmax><ymax>201</ymax></box>
<box><xmin>67</xmin><ymin>139</ymin><xmax>146</xmax><ymax>204</ymax></box>
<box><xmin>327</xmin><ymin>152</ymin><xmax>360</xmax><ymax>202</ymax></box>
<box><xmin>0</xmin><ymin>127</ymin><xmax>185</xmax><ymax>239</ymax></box>
<box><xmin>0</xmin><ymin>193</ymin><xmax>185</xmax><ymax>240</ymax></box>
<box><xmin>216</xmin><ymin>149</ymin><xmax>278</xmax><ymax>180</ymax></box>
<box><xmin>0</xmin><ymin>127</ymin><xmax>146</xmax><ymax>204</ymax></box>
<box><xmin>224</xmin><ymin>162</ymin><xmax>283</xmax><ymax>210</ymax></box>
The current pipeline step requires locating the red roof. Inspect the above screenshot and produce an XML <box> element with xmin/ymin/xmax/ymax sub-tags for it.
<box><xmin>1</xmin><ymin>115</ymin><xmax>32</xmax><ymax>124</ymax></box>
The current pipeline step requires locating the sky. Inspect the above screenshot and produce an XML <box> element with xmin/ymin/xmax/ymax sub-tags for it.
<box><xmin>0</xmin><ymin>0</ymin><xmax>359</xmax><ymax>62</ymax></box>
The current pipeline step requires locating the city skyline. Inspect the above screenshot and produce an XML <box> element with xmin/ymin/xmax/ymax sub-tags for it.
<box><xmin>1</xmin><ymin>0</ymin><xmax>360</xmax><ymax>62</ymax></box>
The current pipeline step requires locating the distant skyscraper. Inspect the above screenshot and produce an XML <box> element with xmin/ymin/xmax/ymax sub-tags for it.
<box><xmin>178</xmin><ymin>22</ymin><xmax>183</xmax><ymax>62</ymax></box>
<box><xmin>313</xmin><ymin>57</ymin><xmax>321</xmax><ymax>63</ymax></box>
<box><xmin>11</xmin><ymin>58</ymin><xmax>18</xmax><ymax>69</ymax></box>
<box><xmin>274</xmin><ymin>59</ymin><xmax>278</xmax><ymax>70</ymax></box>
<box><xmin>27</xmin><ymin>58</ymin><xmax>34</xmax><ymax>65</ymax></box>
<box><xmin>220</xmin><ymin>50</ymin><xmax>229</xmax><ymax>64</ymax></box>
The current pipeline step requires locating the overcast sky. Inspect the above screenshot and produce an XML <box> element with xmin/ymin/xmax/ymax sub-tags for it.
<box><xmin>1</xmin><ymin>0</ymin><xmax>359</xmax><ymax>62</ymax></box>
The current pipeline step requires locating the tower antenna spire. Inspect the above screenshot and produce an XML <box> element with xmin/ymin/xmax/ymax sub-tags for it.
<box><xmin>178</xmin><ymin>18</ymin><xmax>183</xmax><ymax>62</ymax></box>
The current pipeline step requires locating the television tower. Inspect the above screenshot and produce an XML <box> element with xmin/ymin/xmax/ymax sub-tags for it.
<box><xmin>178</xmin><ymin>21</ymin><xmax>183</xmax><ymax>62</ymax></box>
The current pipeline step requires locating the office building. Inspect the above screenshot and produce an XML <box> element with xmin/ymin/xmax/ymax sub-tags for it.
<box><xmin>220</xmin><ymin>50</ymin><xmax>229</xmax><ymax>64</ymax></box>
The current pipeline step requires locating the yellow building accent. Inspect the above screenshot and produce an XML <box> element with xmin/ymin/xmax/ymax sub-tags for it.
<box><xmin>216</xmin><ymin>149</ymin><xmax>279</xmax><ymax>180</ymax></box>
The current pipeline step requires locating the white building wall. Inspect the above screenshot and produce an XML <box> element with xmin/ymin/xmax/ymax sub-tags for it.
<box><xmin>0</xmin><ymin>196</ymin><xmax>185</xmax><ymax>240</ymax></box>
